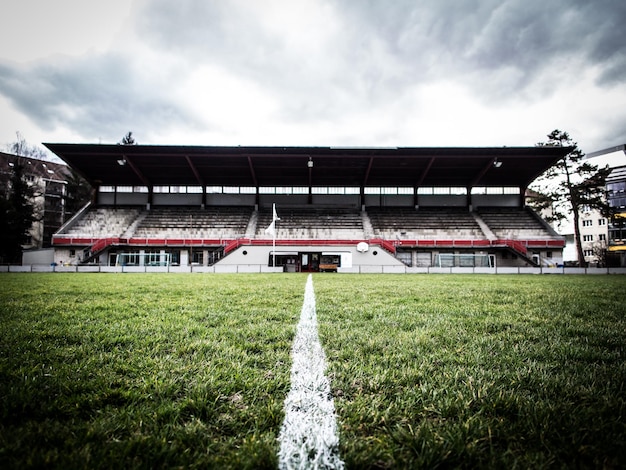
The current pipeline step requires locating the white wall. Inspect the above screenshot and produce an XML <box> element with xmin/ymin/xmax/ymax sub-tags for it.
<box><xmin>216</xmin><ymin>243</ymin><xmax>404</xmax><ymax>268</ymax></box>
<box><xmin>8</xmin><ymin>264</ymin><xmax>626</xmax><ymax>274</ymax></box>
<box><xmin>22</xmin><ymin>248</ymin><xmax>54</xmax><ymax>265</ymax></box>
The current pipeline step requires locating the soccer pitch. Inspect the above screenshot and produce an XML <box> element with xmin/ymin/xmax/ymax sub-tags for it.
<box><xmin>1</xmin><ymin>273</ymin><xmax>624</xmax><ymax>468</ymax></box>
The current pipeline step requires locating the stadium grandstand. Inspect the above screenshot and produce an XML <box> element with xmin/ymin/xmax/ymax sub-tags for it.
<box><xmin>44</xmin><ymin>144</ymin><xmax>570</xmax><ymax>273</ymax></box>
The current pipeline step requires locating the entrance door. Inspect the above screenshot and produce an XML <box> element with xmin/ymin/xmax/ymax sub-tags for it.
<box><xmin>300</xmin><ymin>252</ymin><xmax>321</xmax><ymax>272</ymax></box>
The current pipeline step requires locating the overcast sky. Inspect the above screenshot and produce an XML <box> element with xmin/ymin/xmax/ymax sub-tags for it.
<box><xmin>1</xmin><ymin>0</ymin><xmax>625</xmax><ymax>158</ymax></box>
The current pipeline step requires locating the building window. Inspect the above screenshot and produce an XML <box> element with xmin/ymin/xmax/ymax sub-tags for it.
<box><xmin>599</xmin><ymin>234</ymin><xmax>606</xmax><ymax>241</ymax></box>
<box><xmin>598</xmin><ymin>219</ymin><xmax>606</xmax><ymax>226</ymax></box>
<box><xmin>328</xmin><ymin>187</ymin><xmax>346</xmax><ymax>195</ymax></box>
<box><xmin>192</xmin><ymin>250</ymin><xmax>203</xmax><ymax>265</ymax></box>
<box><xmin>583</xmin><ymin>235</ymin><xmax>594</xmax><ymax>242</ymax></box>
<box><xmin>583</xmin><ymin>249</ymin><xmax>594</xmax><ymax>257</ymax></box>
<box><xmin>582</xmin><ymin>220</ymin><xmax>593</xmax><ymax>227</ymax></box>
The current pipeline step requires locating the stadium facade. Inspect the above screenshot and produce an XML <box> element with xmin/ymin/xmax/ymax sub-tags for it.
<box><xmin>44</xmin><ymin>144</ymin><xmax>570</xmax><ymax>272</ymax></box>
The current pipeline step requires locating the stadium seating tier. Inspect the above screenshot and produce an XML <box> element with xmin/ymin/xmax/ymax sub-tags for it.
<box><xmin>59</xmin><ymin>205</ymin><xmax>559</xmax><ymax>243</ymax></box>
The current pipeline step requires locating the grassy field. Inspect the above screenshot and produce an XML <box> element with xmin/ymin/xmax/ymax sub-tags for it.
<box><xmin>1</xmin><ymin>273</ymin><xmax>625</xmax><ymax>469</ymax></box>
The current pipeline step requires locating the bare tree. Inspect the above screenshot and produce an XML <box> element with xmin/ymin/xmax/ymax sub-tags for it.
<box><xmin>591</xmin><ymin>240</ymin><xmax>608</xmax><ymax>268</ymax></box>
<box><xmin>7</xmin><ymin>131</ymin><xmax>54</xmax><ymax>161</ymax></box>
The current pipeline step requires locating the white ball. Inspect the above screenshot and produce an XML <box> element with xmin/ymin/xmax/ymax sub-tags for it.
<box><xmin>356</xmin><ymin>242</ymin><xmax>369</xmax><ymax>253</ymax></box>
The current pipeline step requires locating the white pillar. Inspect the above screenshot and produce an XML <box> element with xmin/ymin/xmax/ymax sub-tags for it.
<box><xmin>180</xmin><ymin>249</ymin><xmax>190</xmax><ymax>266</ymax></box>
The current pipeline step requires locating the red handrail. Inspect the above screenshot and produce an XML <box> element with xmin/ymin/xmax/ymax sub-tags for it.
<box><xmin>54</xmin><ymin>236</ymin><xmax>565</xmax><ymax>252</ymax></box>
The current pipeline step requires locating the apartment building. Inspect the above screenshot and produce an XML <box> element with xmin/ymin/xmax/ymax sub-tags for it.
<box><xmin>0</xmin><ymin>152</ymin><xmax>70</xmax><ymax>249</ymax></box>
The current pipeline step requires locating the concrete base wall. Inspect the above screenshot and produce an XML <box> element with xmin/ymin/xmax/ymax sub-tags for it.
<box><xmin>4</xmin><ymin>265</ymin><xmax>626</xmax><ymax>275</ymax></box>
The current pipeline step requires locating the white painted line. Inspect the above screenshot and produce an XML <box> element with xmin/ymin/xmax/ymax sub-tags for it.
<box><xmin>278</xmin><ymin>274</ymin><xmax>344</xmax><ymax>470</ymax></box>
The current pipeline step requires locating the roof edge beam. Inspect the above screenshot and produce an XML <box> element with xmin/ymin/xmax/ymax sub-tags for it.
<box><xmin>185</xmin><ymin>155</ymin><xmax>204</xmax><ymax>186</ymax></box>
<box><xmin>585</xmin><ymin>144</ymin><xmax>626</xmax><ymax>159</ymax></box>
<box><xmin>124</xmin><ymin>155</ymin><xmax>151</xmax><ymax>187</ymax></box>
<box><xmin>247</xmin><ymin>155</ymin><xmax>258</xmax><ymax>187</ymax></box>
<box><xmin>363</xmin><ymin>156</ymin><xmax>374</xmax><ymax>187</ymax></box>
<box><xmin>416</xmin><ymin>157</ymin><xmax>435</xmax><ymax>187</ymax></box>
<box><xmin>469</xmin><ymin>157</ymin><xmax>497</xmax><ymax>187</ymax></box>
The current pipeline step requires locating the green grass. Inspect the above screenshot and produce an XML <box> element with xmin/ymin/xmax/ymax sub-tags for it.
<box><xmin>1</xmin><ymin>273</ymin><xmax>625</xmax><ymax>469</ymax></box>
<box><xmin>0</xmin><ymin>274</ymin><xmax>307</xmax><ymax>469</ymax></box>
<box><xmin>316</xmin><ymin>275</ymin><xmax>626</xmax><ymax>468</ymax></box>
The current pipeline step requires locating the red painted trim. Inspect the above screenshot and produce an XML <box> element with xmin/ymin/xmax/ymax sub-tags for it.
<box><xmin>52</xmin><ymin>237</ymin><xmax>565</xmax><ymax>253</ymax></box>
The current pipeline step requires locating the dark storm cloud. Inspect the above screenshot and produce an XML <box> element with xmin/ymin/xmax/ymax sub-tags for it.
<box><xmin>136</xmin><ymin>1</ymin><xmax>282</xmax><ymax>81</ymax></box>
<box><xmin>135</xmin><ymin>0</ymin><xmax>626</xmax><ymax>116</ymax></box>
<box><xmin>135</xmin><ymin>0</ymin><xmax>349</xmax><ymax>117</ymax></box>
<box><xmin>467</xmin><ymin>0</ymin><xmax>626</xmax><ymax>86</ymax></box>
<box><xmin>0</xmin><ymin>0</ymin><xmax>623</xmax><ymax>147</ymax></box>
<box><xmin>344</xmin><ymin>0</ymin><xmax>626</xmax><ymax>92</ymax></box>
<box><xmin>0</xmin><ymin>53</ymin><xmax>200</xmax><ymax>142</ymax></box>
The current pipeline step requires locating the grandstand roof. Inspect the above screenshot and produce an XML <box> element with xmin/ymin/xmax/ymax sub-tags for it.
<box><xmin>44</xmin><ymin>144</ymin><xmax>571</xmax><ymax>189</ymax></box>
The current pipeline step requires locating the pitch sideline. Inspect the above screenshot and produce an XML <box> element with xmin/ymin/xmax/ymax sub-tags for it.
<box><xmin>277</xmin><ymin>274</ymin><xmax>344</xmax><ymax>469</ymax></box>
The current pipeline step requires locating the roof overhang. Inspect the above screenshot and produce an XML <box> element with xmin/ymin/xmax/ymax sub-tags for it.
<box><xmin>43</xmin><ymin>144</ymin><xmax>572</xmax><ymax>189</ymax></box>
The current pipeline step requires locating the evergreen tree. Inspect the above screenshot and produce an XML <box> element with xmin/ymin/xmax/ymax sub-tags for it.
<box><xmin>529</xmin><ymin>130</ymin><xmax>612</xmax><ymax>267</ymax></box>
<box><xmin>0</xmin><ymin>159</ymin><xmax>36</xmax><ymax>263</ymax></box>
<box><xmin>119</xmin><ymin>132</ymin><xmax>137</xmax><ymax>145</ymax></box>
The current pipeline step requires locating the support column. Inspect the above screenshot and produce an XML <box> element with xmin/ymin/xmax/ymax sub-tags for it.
<box><xmin>92</xmin><ymin>183</ymin><xmax>100</xmax><ymax>205</ymax></box>
<box><xmin>360</xmin><ymin>186</ymin><xmax>365</xmax><ymax>211</ymax></box>
<box><xmin>181</xmin><ymin>250</ymin><xmax>190</xmax><ymax>267</ymax></box>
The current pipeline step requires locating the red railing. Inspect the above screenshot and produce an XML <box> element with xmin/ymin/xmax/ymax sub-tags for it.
<box><xmin>91</xmin><ymin>237</ymin><xmax>120</xmax><ymax>253</ymax></box>
<box><xmin>54</xmin><ymin>236</ymin><xmax>227</xmax><ymax>247</ymax></box>
<box><xmin>53</xmin><ymin>236</ymin><xmax>101</xmax><ymax>246</ymax></box>
<box><xmin>392</xmin><ymin>238</ymin><xmax>564</xmax><ymax>249</ymax></box>
<box><xmin>369</xmin><ymin>238</ymin><xmax>397</xmax><ymax>254</ymax></box>
<box><xmin>54</xmin><ymin>236</ymin><xmax>565</xmax><ymax>255</ymax></box>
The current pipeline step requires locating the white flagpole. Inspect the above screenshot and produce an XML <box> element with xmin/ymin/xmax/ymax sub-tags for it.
<box><xmin>273</xmin><ymin>203</ymin><xmax>279</xmax><ymax>269</ymax></box>
<box><xmin>264</xmin><ymin>204</ymin><xmax>279</xmax><ymax>269</ymax></box>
